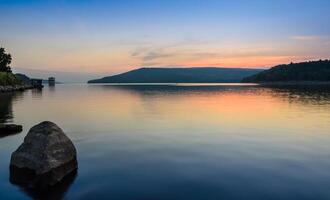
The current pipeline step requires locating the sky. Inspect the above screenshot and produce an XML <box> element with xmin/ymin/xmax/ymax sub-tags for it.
<box><xmin>1</xmin><ymin>0</ymin><xmax>330</xmax><ymax>76</ymax></box>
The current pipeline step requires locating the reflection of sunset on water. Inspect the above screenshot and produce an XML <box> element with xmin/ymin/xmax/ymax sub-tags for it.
<box><xmin>11</xmin><ymin>85</ymin><xmax>330</xmax><ymax>138</ymax></box>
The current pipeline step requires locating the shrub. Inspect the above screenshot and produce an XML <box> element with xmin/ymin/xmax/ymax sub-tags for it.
<box><xmin>0</xmin><ymin>72</ymin><xmax>22</xmax><ymax>86</ymax></box>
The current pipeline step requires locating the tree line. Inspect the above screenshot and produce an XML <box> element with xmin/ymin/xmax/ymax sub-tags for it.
<box><xmin>242</xmin><ymin>60</ymin><xmax>330</xmax><ymax>82</ymax></box>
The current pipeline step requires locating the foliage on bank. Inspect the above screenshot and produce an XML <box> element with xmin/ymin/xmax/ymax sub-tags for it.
<box><xmin>0</xmin><ymin>72</ymin><xmax>22</xmax><ymax>86</ymax></box>
<box><xmin>0</xmin><ymin>47</ymin><xmax>23</xmax><ymax>86</ymax></box>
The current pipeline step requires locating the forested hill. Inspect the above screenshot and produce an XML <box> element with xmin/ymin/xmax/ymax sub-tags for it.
<box><xmin>88</xmin><ymin>67</ymin><xmax>263</xmax><ymax>83</ymax></box>
<box><xmin>242</xmin><ymin>60</ymin><xmax>330</xmax><ymax>83</ymax></box>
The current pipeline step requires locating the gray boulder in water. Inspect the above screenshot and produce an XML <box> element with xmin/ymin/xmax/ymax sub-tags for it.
<box><xmin>10</xmin><ymin>121</ymin><xmax>78</xmax><ymax>188</ymax></box>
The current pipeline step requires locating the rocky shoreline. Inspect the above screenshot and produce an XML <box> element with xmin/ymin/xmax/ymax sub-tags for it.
<box><xmin>0</xmin><ymin>84</ymin><xmax>36</xmax><ymax>138</ymax></box>
<box><xmin>0</xmin><ymin>85</ymin><xmax>34</xmax><ymax>93</ymax></box>
<box><xmin>0</xmin><ymin>124</ymin><xmax>23</xmax><ymax>138</ymax></box>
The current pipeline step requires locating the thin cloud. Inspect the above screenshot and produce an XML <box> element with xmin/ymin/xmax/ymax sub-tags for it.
<box><xmin>131</xmin><ymin>47</ymin><xmax>150</xmax><ymax>57</ymax></box>
<box><xmin>140</xmin><ymin>62</ymin><xmax>160</xmax><ymax>66</ymax></box>
<box><xmin>142</xmin><ymin>51</ymin><xmax>174</xmax><ymax>61</ymax></box>
<box><xmin>291</xmin><ymin>35</ymin><xmax>325</xmax><ymax>41</ymax></box>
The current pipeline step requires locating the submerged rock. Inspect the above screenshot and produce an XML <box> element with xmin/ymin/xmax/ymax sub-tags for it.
<box><xmin>0</xmin><ymin>124</ymin><xmax>23</xmax><ymax>135</ymax></box>
<box><xmin>10</xmin><ymin>121</ymin><xmax>77</xmax><ymax>188</ymax></box>
<box><xmin>18</xmin><ymin>170</ymin><xmax>77</xmax><ymax>200</ymax></box>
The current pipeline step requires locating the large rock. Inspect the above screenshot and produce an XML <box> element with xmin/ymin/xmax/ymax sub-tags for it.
<box><xmin>10</xmin><ymin>121</ymin><xmax>78</xmax><ymax>188</ymax></box>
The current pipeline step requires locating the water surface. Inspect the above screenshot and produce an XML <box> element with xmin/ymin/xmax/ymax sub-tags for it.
<box><xmin>1</xmin><ymin>84</ymin><xmax>330</xmax><ymax>199</ymax></box>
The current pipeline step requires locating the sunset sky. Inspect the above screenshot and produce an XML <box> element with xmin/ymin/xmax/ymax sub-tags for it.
<box><xmin>1</xmin><ymin>0</ymin><xmax>330</xmax><ymax>75</ymax></box>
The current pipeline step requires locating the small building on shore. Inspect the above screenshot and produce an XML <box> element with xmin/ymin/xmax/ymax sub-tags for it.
<box><xmin>48</xmin><ymin>77</ymin><xmax>55</xmax><ymax>86</ymax></box>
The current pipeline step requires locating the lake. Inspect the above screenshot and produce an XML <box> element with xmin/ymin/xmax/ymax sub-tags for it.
<box><xmin>1</xmin><ymin>84</ymin><xmax>330</xmax><ymax>200</ymax></box>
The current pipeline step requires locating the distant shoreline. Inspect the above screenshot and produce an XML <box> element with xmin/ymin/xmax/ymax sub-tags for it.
<box><xmin>87</xmin><ymin>81</ymin><xmax>330</xmax><ymax>86</ymax></box>
<box><xmin>257</xmin><ymin>81</ymin><xmax>330</xmax><ymax>86</ymax></box>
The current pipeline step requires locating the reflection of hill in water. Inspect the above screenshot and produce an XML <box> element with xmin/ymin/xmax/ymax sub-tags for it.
<box><xmin>0</xmin><ymin>93</ymin><xmax>23</xmax><ymax>124</ymax></box>
<box><xmin>97</xmin><ymin>84</ymin><xmax>330</xmax><ymax>106</ymax></box>
<box><xmin>97</xmin><ymin>84</ymin><xmax>258</xmax><ymax>95</ymax></box>
<box><xmin>260</xmin><ymin>85</ymin><xmax>330</xmax><ymax>106</ymax></box>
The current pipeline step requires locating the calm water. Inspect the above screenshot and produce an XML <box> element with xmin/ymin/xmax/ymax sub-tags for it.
<box><xmin>1</xmin><ymin>84</ymin><xmax>330</xmax><ymax>200</ymax></box>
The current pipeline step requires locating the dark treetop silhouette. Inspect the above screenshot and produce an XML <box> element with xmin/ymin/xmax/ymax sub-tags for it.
<box><xmin>0</xmin><ymin>47</ymin><xmax>12</xmax><ymax>73</ymax></box>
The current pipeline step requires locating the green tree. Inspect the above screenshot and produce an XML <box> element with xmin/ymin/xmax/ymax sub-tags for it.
<box><xmin>0</xmin><ymin>47</ymin><xmax>12</xmax><ymax>72</ymax></box>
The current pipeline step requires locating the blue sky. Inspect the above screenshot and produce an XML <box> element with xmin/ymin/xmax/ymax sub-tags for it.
<box><xmin>1</xmin><ymin>0</ymin><xmax>330</xmax><ymax>74</ymax></box>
